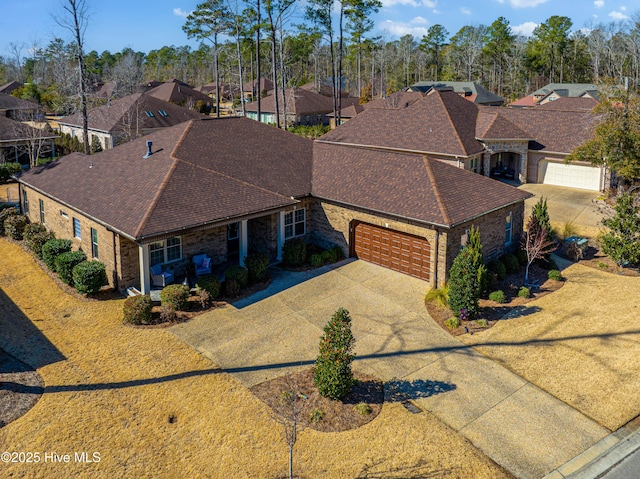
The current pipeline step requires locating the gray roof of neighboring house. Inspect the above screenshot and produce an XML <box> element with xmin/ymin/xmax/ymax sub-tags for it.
<box><xmin>312</xmin><ymin>142</ymin><xmax>531</xmax><ymax>228</ymax></box>
<box><xmin>57</xmin><ymin>93</ymin><xmax>204</xmax><ymax>133</ymax></box>
<box><xmin>532</xmin><ymin>83</ymin><xmax>599</xmax><ymax>97</ymax></box>
<box><xmin>18</xmin><ymin>117</ymin><xmax>313</xmax><ymax>240</ymax></box>
<box><xmin>409</xmin><ymin>81</ymin><xmax>504</xmax><ymax>105</ymax></box>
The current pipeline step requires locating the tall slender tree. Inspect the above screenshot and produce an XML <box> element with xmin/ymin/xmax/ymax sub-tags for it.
<box><xmin>420</xmin><ymin>24</ymin><xmax>448</xmax><ymax>81</ymax></box>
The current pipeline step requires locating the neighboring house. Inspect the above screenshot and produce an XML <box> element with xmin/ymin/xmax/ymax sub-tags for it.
<box><xmin>17</xmin><ymin>115</ymin><xmax>530</xmax><ymax>293</ymax></box>
<box><xmin>0</xmin><ymin>93</ymin><xmax>39</xmax><ymax>119</ymax></box>
<box><xmin>327</xmin><ymin>104</ymin><xmax>364</xmax><ymax>127</ymax></box>
<box><xmin>56</xmin><ymin>92</ymin><xmax>204</xmax><ymax>150</ymax></box>
<box><xmin>0</xmin><ymin>115</ymin><xmax>57</xmax><ymax>166</ymax></box>
<box><xmin>0</xmin><ymin>81</ymin><xmax>22</xmax><ymax>95</ymax></box>
<box><xmin>408</xmin><ymin>82</ymin><xmax>504</xmax><ymax>106</ymax></box>
<box><xmin>146</xmin><ymin>81</ymin><xmax>212</xmax><ymax>110</ymax></box>
<box><xmin>245</xmin><ymin>88</ymin><xmax>359</xmax><ymax>126</ymax></box>
<box><xmin>242</xmin><ymin>78</ymin><xmax>274</xmax><ymax>102</ymax></box>
<box><xmin>536</xmin><ymin>97</ymin><xmax>598</xmax><ymax>112</ymax></box>
<box><xmin>319</xmin><ymin>88</ymin><xmax>604</xmax><ymax>191</ymax></box>
<box><xmin>363</xmin><ymin>90</ymin><xmax>425</xmax><ymax>110</ymax></box>
<box><xmin>510</xmin><ymin>83</ymin><xmax>600</xmax><ymax>108</ymax></box>
<box><xmin>90</xmin><ymin>81</ymin><xmax>117</xmax><ymax>100</ymax></box>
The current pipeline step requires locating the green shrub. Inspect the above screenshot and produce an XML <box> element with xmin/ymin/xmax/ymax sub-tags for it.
<box><xmin>548</xmin><ymin>269</ymin><xmax>563</xmax><ymax>281</ymax></box>
<box><xmin>0</xmin><ymin>206</ymin><xmax>17</xmax><ymax>235</ymax></box>
<box><xmin>309</xmin><ymin>408</ymin><xmax>325</xmax><ymax>424</ymax></box>
<box><xmin>518</xmin><ymin>286</ymin><xmax>530</xmax><ymax>298</ymax></box>
<box><xmin>72</xmin><ymin>260</ymin><xmax>107</xmax><ymax>294</ymax></box>
<box><xmin>282</xmin><ymin>237</ymin><xmax>306</xmax><ymax>267</ymax></box>
<box><xmin>537</xmin><ymin>256</ymin><xmax>558</xmax><ymax>270</ymax></box>
<box><xmin>487</xmin><ymin>260</ymin><xmax>506</xmax><ymax>281</ymax></box>
<box><xmin>445</xmin><ymin>317</ymin><xmax>461</xmax><ymax>329</ymax></box>
<box><xmin>489</xmin><ymin>290</ymin><xmax>507</xmax><ymax>303</ymax></box>
<box><xmin>448</xmin><ymin>248</ymin><xmax>480</xmax><ymax>320</ymax></box>
<box><xmin>224</xmin><ymin>278</ymin><xmax>240</xmax><ymax>297</ymax></box>
<box><xmin>42</xmin><ymin>239</ymin><xmax>72</xmax><ymax>271</ymax></box>
<box><xmin>330</xmin><ymin>246</ymin><xmax>345</xmax><ymax>261</ymax></box>
<box><xmin>500</xmin><ymin>254</ymin><xmax>519</xmax><ymax>275</ymax></box>
<box><xmin>55</xmin><ymin>250</ymin><xmax>87</xmax><ymax>285</ymax></box>
<box><xmin>424</xmin><ymin>286</ymin><xmax>449</xmax><ymax>309</ymax></box>
<box><xmin>159</xmin><ymin>284</ymin><xmax>190</xmax><ymax>311</ymax></box>
<box><xmin>320</xmin><ymin>249</ymin><xmax>335</xmax><ymax>264</ymax></box>
<box><xmin>354</xmin><ymin>403</ymin><xmax>372</xmax><ymax>415</ymax></box>
<box><xmin>600</xmin><ymin>194</ymin><xmax>640</xmax><ymax>266</ymax></box>
<box><xmin>476</xmin><ymin>319</ymin><xmax>488</xmax><ymax>328</ymax></box>
<box><xmin>309</xmin><ymin>253</ymin><xmax>324</xmax><ymax>267</ymax></box>
<box><xmin>23</xmin><ymin>223</ymin><xmax>54</xmax><ymax>259</ymax></box>
<box><xmin>515</xmin><ymin>248</ymin><xmax>528</xmax><ymax>267</ymax></box>
<box><xmin>314</xmin><ymin>308</ymin><xmax>355</xmax><ymax>400</ymax></box>
<box><xmin>4</xmin><ymin>214</ymin><xmax>28</xmax><ymax>240</ymax></box>
<box><xmin>195</xmin><ymin>274</ymin><xmax>221</xmax><ymax>299</ymax></box>
<box><xmin>225</xmin><ymin>265</ymin><xmax>248</xmax><ymax>288</ymax></box>
<box><xmin>123</xmin><ymin>295</ymin><xmax>152</xmax><ymax>325</ymax></box>
<box><xmin>243</xmin><ymin>252</ymin><xmax>270</xmax><ymax>283</ymax></box>
<box><xmin>0</xmin><ymin>162</ymin><xmax>22</xmax><ymax>183</ymax></box>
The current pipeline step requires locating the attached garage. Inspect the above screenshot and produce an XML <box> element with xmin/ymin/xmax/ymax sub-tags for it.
<box><xmin>352</xmin><ymin>222</ymin><xmax>431</xmax><ymax>281</ymax></box>
<box><xmin>539</xmin><ymin>160</ymin><xmax>601</xmax><ymax>191</ymax></box>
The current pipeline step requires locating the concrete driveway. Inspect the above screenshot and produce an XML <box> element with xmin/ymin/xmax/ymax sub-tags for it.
<box><xmin>171</xmin><ymin>260</ymin><xmax>608</xmax><ymax>479</ymax></box>
<box><xmin>519</xmin><ymin>183</ymin><xmax>605</xmax><ymax>236</ymax></box>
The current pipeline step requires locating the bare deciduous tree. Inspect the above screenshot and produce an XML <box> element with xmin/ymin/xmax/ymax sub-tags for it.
<box><xmin>273</xmin><ymin>374</ymin><xmax>305</xmax><ymax>479</ymax></box>
<box><xmin>523</xmin><ymin>216</ymin><xmax>556</xmax><ymax>283</ymax></box>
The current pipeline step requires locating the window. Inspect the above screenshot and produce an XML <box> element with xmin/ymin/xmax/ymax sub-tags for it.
<box><xmin>145</xmin><ymin>111</ymin><xmax>155</xmax><ymax>117</ymax></box>
<box><xmin>284</xmin><ymin>209</ymin><xmax>305</xmax><ymax>239</ymax></box>
<box><xmin>23</xmin><ymin>190</ymin><xmax>28</xmax><ymax>214</ymax></box>
<box><xmin>73</xmin><ymin>218</ymin><xmax>81</xmax><ymax>239</ymax></box>
<box><xmin>227</xmin><ymin>222</ymin><xmax>239</xmax><ymax>240</ymax></box>
<box><xmin>158</xmin><ymin>110</ymin><xmax>168</xmax><ymax>117</ymax></box>
<box><xmin>469</xmin><ymin>157</ymin><xmax>478</xmax><ymax>173</ymax></box>
<box><xmin>505</xmin><ymin>212</ymin><xmax>513</xmax><ymax>245</ymax></box>
<box><xmin>91</xmin><ymin>228</ymin><xmax>99</xmax><ymax>259</ymax></box>
<box><xmin>39</xmin><ymin>199</ymin><xmax>45</xmax><ymax>224</ymax></box>
<box><xmin>148</xmin><ymin>237</ymin><xmax>182</xmax><ymax>266</ymax></box>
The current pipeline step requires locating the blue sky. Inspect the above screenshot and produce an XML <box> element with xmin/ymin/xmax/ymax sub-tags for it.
<box><xmin>0</xmin><ymin>0</ymin><xmax>636</xmax><ymax>59</ymax></box>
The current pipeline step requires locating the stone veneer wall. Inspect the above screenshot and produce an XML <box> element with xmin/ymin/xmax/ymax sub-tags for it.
<box><xmin>482</xmin><ymin>140</ymin><xmax>529</xmax><ymax>183</ymax></box>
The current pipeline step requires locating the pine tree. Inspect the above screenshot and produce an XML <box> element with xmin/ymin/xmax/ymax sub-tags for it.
<box><xmin>466</xmin><ymin>225</ymin><xmax>488</xmax><ymax>295</ymax></box>
<box><xmin>532</xmin><ymin>197</ymin><xmax>552</xmax><ymax>237</ymax></box>
<box><xmin>601</xmin><ymin>194</ymin><xmax>640</xmax><ymax>266</ymax></box>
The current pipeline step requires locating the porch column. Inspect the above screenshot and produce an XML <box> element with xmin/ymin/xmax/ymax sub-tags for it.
<box><xmin>138</xmin><ymin>243</ymin><xmax>150</xmax><ymax>294</ymax></box>
<box><xmin>239</xmin><ymin>219</ymin><xmax>248</xmax><ymax>267</ymax></box>
<box><xmin>483</xmin><ymin>152</ymin><xmax>491</xmax><ymax>177</ymax></box>
<box><xmin>276</xmin><ymin>211</ymin><xmax>286</xmax><ymax>261</ymax></box>
<box><xmin>519</xmin><ymin>152</ymin><xmax>528</xmax><ymax>184</ymax></box>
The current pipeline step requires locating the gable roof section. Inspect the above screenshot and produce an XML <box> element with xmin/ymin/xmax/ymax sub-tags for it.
<box><xmin>57</xmin><ymin>93</ymin><xmax>204</xmax><ymax>133</ymax></box>
<box><xmin>537</xmin><ymin>97</ymin><xmax>598</xmax><ymax>112</ymax></box>
<box><xmin>312</xmin><ymin>142</ymin><xmax>531</xmax><ymax>227</ymax></box>
<box><xmin>0</xmin><ymin>116</ymin><xmax>57</xmax><ymax>143</ymax></box>
<box><xmin>0</xmin><ymin>93</ymin><xmax>39</xmax><ymax>112</ymax></box>
<box><xmin>0</xmin><ymin>81</ymin><xmax>22</xmax><ymax>95</ymax></box>
<box><xmin>319</xmin><ymin>89</ymin><xmax>484</xmax><ymax>157</ymax></box>
<box><xmin>532</xmin><ymin>83</ymin><xmax>598</xmax><ymax>98</ymax></box>
<box><xmin>476</xmin><ymin>109</ymin><xmax>532</xmax><ymax>140</ymax></box>
<box><xmin>19</xmin><ymin>117</ymin><xmax>313</xmax><ymax>240</ymax></box>
<box><xmin>362</xmin><ymin>90</ymin><xmax>424</xmax><ymax>110</ymax></box>
<box><xmin>409</xmin><ymin>81</ymin><xmax>504</xmax><ymax>105</ymax></box>
<box><xmin>245</xmin><ymin>88</ymin><xmax>334</xmax><ymax>115</ymax></box>
<box><xmin>146</xmin><ymin>82</ymin><xmax>212</xmax><ymax>105</ymax></box>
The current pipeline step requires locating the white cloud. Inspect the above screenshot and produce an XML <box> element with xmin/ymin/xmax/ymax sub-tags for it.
<box><xmin>381</xmin><ymin>0</ymin><xmax>419</xmax><ymax>7</ymax></box>
<box><xmin>621</xmin><ymin>6</ymin><xmax>626</xmax><ymax>10</ymax></box>
<box><xmin>594</xmin><ymin>0</ymin><xmax>604</xmax><ymax>7</ymax></box>
<box><xmin>422</xmin><ymin>0</ymin><xmax>437</xmax><ymax>7</ymax></box>
<box><xmin>505</xmin><ymin>0</ymin><xmax>549</xmax><ymax>7</ymax></box>
<box><xmin>512</xmin><ymin>21</ymin><xmax>538</xmax><ymax>36</ymax></box>
<box><xmin>173</xmin><ymin>7</ymin><xmax>190</xmax><ymax>17</ymax></box>
<box><xmin>609</xmin><ymin>10</ymin><xmax>629</xmax><ymax>20</ymax></box>
<box><xmin>380</xmin><ymin>20</ymin><xmax>429</xmax><ymax>38</ymax></box>
<box><xmin>460</xmin><ymin>7</ymin><xmax>472</xmax><ymax>15</ymax></box>
<box><xmin>432</xmin><ymin>9</ymin><xmax>442</xmax><ymax>13</ymax></box>
<box><xmin>411</xmin><ymin>16</ymin><xmax>429</xmax><ymax>24</ymax></box>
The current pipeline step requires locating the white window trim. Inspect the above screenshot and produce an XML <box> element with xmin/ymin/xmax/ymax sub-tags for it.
<box><xmin>91</xmin><ymin>228</ymin><xmax>99</xmax><ymax>259</ymax></box>
<box><xmin>73</xmin><ymin>218</ymin><xmax>82</xmax><ymax>239</ymax></box>
<box><xmin>148</xmin><ymin>236</ymin><xmax>183</xmax><ymax>265</ymax></box>
<box><xmin>505</xmin><ymin>212</ymin><xmax>513</xmax><ymax>246</ymax></box>
<box><xmin>284</xmin><ymin>209</ymin><xmax>306</xmax><ymax>240</ymax></box>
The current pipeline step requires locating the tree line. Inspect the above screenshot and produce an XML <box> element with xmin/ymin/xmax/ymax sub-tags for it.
<box><xmin>2</xmin><ymin>6</ymin><xmax>640</xmax><ymax>118</ymax></box>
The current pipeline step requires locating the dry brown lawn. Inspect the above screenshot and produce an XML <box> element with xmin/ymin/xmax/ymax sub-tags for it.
<box><xmin>0</xmin><ymin>239</ymin><xmax>511</xmax><ymax>479</ymax></box>
<box><xmin>459</xmin><ymin>259</ymin><xmax>640</xmax><ymax>431</ymax></box>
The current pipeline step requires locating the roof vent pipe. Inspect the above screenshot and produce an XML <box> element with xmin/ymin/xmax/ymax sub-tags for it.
<box><xmin>144</xmin><ymin>140</ymin><xmax>153</xmax><ymax>158</ymax></box>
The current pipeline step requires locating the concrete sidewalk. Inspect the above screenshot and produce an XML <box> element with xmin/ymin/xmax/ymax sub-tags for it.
<box><xmin>171</xmin><ymin>261</ymin><xmax>609</xmax><ymax>479</ymax></box>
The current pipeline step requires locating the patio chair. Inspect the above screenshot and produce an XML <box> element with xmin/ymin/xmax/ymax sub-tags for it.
<box><xmin>192</xmin><ymin>253</ymin><xmax>212</xmax><ymax>276</ymax></box>
<box><xmin>150</xmin><ymin>264</ymin><xmax>174</xmax><ymax>287</ymax></box>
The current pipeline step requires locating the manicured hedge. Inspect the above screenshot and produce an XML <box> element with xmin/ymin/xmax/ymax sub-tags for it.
<box><xmin>160</xmin><ymin>284</ymin><xmax>190</xmax><ymax>311</ymax></box>
<box><xmin>123</xmin><ymin>295</ymin><xmax>152</xmax><ymax>325</ymax></box>
<box><xmin>55</xmin><ymin>250</ymin><xmax>87</xmax><ymax>285</ymax></box>
<box><xmin>42</xmin><ymin>239</ymin><xmax>72</xmax><ymax>271</ymax></box>
<box><xmin>72</xmin><ymin>260</ymin><xmax>107</xmax><ymax>294</ymax></box>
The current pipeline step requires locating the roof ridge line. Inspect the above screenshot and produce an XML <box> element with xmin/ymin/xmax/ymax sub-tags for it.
<box><xmin>439</xmin><ymin>92</ymin><xmax>471</xmax><ymax>156</ymax></box>
<box><xmin>423</xmin><ymin>156</ymin><xmax>451</xmax><ymax>225</ymax></box>
<box><xmin>133</xmin><ymin>121</ymin><xmax>192</xmax><ymax>238</ymax></box>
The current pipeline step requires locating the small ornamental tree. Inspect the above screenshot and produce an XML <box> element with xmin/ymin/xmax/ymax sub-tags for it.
<box><xmin>467</xmin><ymin>225</ymin><xmax>488</xmax><ymax>295</ymax></box>
<box><xmin>600</xmin><ymin>193</ymin><xmax>640</xmax><ymax>266</ymax></box>
<box><xmin>447</xmin><ymin>247</ymin><xmax>480</xmax><ymax>320</ymax></box>
<box><xmin>523</xmin><ymin>215</ymin><xmax>556</xmax><ymax>282</ymax></box>
<box><xmin>314</xmin><ymin>308</ymin><xmax>356</xmax><ymax>400</ymax></box>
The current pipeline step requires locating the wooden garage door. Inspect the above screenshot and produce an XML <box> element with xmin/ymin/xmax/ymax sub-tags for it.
<box><xmin>353</xmin><ymin>222</ymin><xmax>431</xmax><ymax>281</ymax></box>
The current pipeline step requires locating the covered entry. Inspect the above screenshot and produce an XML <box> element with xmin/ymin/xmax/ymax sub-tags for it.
<box><xmin>352</xmin><ymin>222</ymin><xmax>431</xmax><ymax>281</ymax></box>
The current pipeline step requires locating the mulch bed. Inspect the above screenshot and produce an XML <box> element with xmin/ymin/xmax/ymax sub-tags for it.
<box><xmin>567</xmin><ymin>243</ymin><xmax>640</xmax><ymax>277</ymax></box>
<box><xmin>427</xmin><ymin>262</ymin><xmax>565</xmax><ymax>336</ymax></box>
<box><xmin>251</xmin><ymin>368</ymin><xmax>383</xmax><ymax>433</ymax></box>
<box><xmin>0</xmin><ymin>350</ymin><xmax>43</xmax><ymax>428</ymax></box>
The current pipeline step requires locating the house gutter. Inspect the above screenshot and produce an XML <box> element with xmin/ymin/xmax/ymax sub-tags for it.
<box><xmin>449</xmin><ymin>196</ymin><xmax>533</xmax><ymax>228</ymax></box>
<box><xmin>314</xmin><ymin>139</ymin><xmax>478</xmax><ymax>160</ymax></box>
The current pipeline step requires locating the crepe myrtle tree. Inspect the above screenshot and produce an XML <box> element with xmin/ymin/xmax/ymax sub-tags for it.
<box><xmin>523</xmin><ymin>215</ymin><xmax>556</xmax><ymax>282</ymax></box>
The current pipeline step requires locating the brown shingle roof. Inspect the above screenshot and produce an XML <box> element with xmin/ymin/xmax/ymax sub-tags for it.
<box><xmin>57</xmin><ymin>93</ymin><xmax>204</xmax><ymax>133</ymax></box>
<box><xmin>0</xmin><ymin>116</ymin><xmax>57</xmax><ymax>142</ymax></box>
<box><xmin>476</xmin><ymin>109</ymin><xmax>533</xmax><ymax>140</ymax></box>
<box><xmin>0</xmin><ymin>93</ymin><xmax>39</xmax><ymax>112</ymax></box>
<box><xmin>0</xmin><ymin>81</ymin><xmax>22</xmax><ymax>95</ymax></box>
<box><xmin>146</xmin><ymin>82</ymin><xmax>212</xmax><ymax>106</ymax></box>
<box><xmin>245</xmin><ymin>88</ymin><xmax>334</xmax><ymax>115</ymax></box>
<box><xmin>18</xmin><ymin>117</ymin><xmax>313</xmax><ymax>240</ymax></box>
<box><xmin>362</xmin><ymin>91</ymin><xmax>425</xmax><ymax>110</ymax></box>
<box><xmin>537</xmin><ymin>97</ymin><xmax>598</xmax><ymax>112</ymax></box>
<box><xmin>312</xmin><ymin>142</ymin><xmax>531</xmax><ymax>227</ymax></box>
<box><xmin>319</xmin><ymin>89</ymin><xmax>484</xmax><ymax>157</ymax></box>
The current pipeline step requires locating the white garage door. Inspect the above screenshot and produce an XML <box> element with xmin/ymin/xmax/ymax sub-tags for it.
<box><xmin>540</xmin><ymin>161</ymin><xmax>601</xmax><ymax>191</ymax></box>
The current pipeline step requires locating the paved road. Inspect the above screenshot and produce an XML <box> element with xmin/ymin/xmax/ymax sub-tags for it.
<box><xmin>603</xmin><ymin>449</ymin><xmax>640</xmax><ymax>479</ymax></box>
<box><xmin>171</xmin><ymin>260</ymin><xmax>608</xmax><ymax>479</ymax></box>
